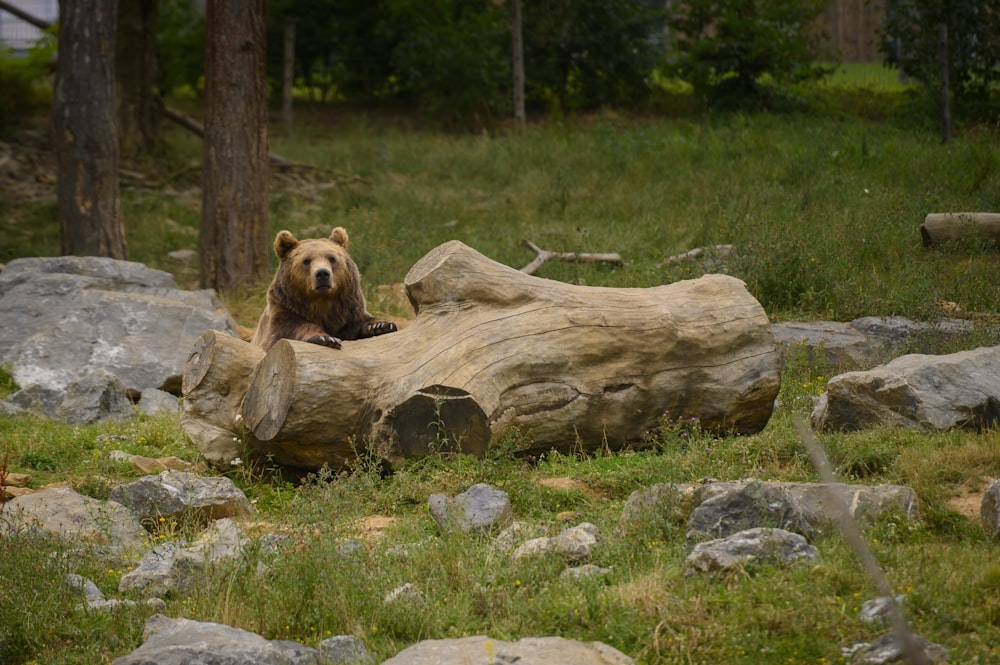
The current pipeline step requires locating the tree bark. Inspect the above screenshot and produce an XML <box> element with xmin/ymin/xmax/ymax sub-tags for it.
<box><xmin>116</xmin><ymin>0</ymin><xmax>160</xmax><ymax>165</ymax></box>
<box><xmin>920</xmin><ymin>212</ymin><xmax>1000</xmax><ymax>247</ymax></box>
<box><xmin>200</xmin><ymin>0</ymin><xmax>270</xmax><ymax>293</ymax></box>
<box><xmin>183</xmin><ymin>241</ymin><xmax>780</xmax><ymax>472</ymax></box>
<box><xmin>53</xmin><ymin>0</ymin><xmax>127</xmax><ymax>259</ymax></box>
<box><xmin>510</xmin><ymin>0</ymin><xmax>525</xmax><ymax>135</ymax></box>
<box><xmin>282</xmin><ymin>20</ymin><xmax>295</xmax><ymax>137</ymax></box>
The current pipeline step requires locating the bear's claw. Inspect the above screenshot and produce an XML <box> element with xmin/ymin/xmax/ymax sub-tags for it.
<box><xmin>306</xmin><ymin>334</ymin><xmax>343</xmax><ymax>349</ymax></box>
<box><xmin>364</xmin><ymin>321</ymin><xmax>397</xmax><ymax>337</ymax></box>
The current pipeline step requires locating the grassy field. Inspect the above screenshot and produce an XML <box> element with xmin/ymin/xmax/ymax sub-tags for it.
<box><xmin>2</xmin><ymin>88</ymin><xmax>1000</xmax><ymax>664</ymax></box>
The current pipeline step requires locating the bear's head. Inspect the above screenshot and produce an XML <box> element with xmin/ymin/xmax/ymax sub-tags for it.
<box><xmin>273</xmin><ymin>227</ymin><xmax>358</xmax><ymax>299</ymax></box>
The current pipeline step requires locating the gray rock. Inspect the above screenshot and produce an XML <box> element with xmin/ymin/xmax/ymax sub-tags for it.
<box><xmin>811</xmin><ymin>345</ymin><xmax>1000</xmax><ymax>432</ymax></box>
<box><xmin>64</xmin><ymin>573</ymin><xmax>105</xmax><ymax>603</ymax></box>
<box><xmin>512</xmin><ymin>522</ymin><xmax>602</xmax><ymax>563</ymax></box>
<box><xmin>624</xmin><ymin>480</ymin><xmax>918</xmax><ymax>539</ymax></box>
<box><xmin>493</xmin><ymin>521</ymin><xmax>543</xmax><ymax>553</ymax></box>
<box><xmin>111</xmin><ymin>614</ymin><xmax>314</xmax><ymax>665</ymax></box>
<box><xmin>0</xmin><ymin>255</ymin><xmax>238</xmax><ymax>396</ymax></box>
<box><xmin>110</xmin><ymin>470</ymin><xmax>252</xmax><ymax>524</ymax></box>
<box><xmin>136</xmin><ymin>388</ymin><xmax>181</xmax><ymax>416</ymax></box>
<box><xmin>60</xmin><ymin>369</ymin><xmax>134</xmax><ymax>424</ymax></box>
<box><xmin>859</xmin><ymin>595</ymin><xmax>906</xmax><ymax>626</ymax></box>
<box><xmin>843</xmin><ymin>631</ymin><xmax>949</xmax><ymax>664</ymax></box>
<box><xmin>686</xmin><ymin>479</ymin><xmax>815</xmax><ymax>543</ymax></box>
<box><xmin>380</xmin><ymin>635</ymin><xmax>634</xmax><ymax>665</ymax></box>
<box><xmin>1</xmin><ymin>486</ymin><xmax>147</xmax><ymax>553</ymax></box>
<box><xmin>118</xmin><ymin>518</ymin><xmax>249</xmax><ymax>596</ymax></box>
<box><xmin>685</xmin><ymin>527</ymin><xmax>818</xmax><ymax>575</ymax></box>
<box><xmin>784</xmin><ymin>482</ymin><xmax>919</xmax><ymax>531</ymax></box>
<box><xmin>773</xmin><ymin>316</ymin><xmax>975</xmax><ymax>371</ymax></box>
<box><xmin>561</xmin><ymin>564</ymin><xmax>612</xmax><ymax>580</ymax></box>
<box><xmin>318</xmin><ymin>635</ymin><xmax>375</xmax><ymax>664</ymax></box>
<box><xmin>981</xmin><ymin>477</ymin><xmax>1000</xmax><ymax>535</ymax></box>
<box><xmin>428</xmin><ymin>483</ymin><xmax>513</xmax><ymax>534</ymax></box>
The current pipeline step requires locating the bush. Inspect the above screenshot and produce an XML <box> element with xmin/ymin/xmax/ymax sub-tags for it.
<box><xmin>665</xmin><ymin>0</ymin><xmax>831</xmax><ymax>109</ymax></box>
<box><xmin>0</xmin><ymin>33</ymin><xmax>55</xmax><ymax>137</ymax></box>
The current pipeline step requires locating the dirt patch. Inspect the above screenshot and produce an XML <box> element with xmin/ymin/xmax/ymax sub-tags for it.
<box><xmin>948</xmin><ymin>491</ymin><xmax>984</xmax><ymax>521</ymax></box>
<box><xmin>537</xmin><ymin>476</ymin><xmax>605</xmax><ymax>500</ymax></box>
<box><xmin>351</xmin><ymin>515</ymin><xmax>398</xmax><ymax>542</ymax></box>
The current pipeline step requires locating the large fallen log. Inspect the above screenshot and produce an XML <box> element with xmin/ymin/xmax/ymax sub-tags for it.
<box><xmin>920</xmin><ymin>212</ymin><xmax>1000</xmax><ymax>247</ymax></box>
<box><xmin>182</xmin><ymin>241</ymin><xmax>781</xmax><ymax>471</ymax></box>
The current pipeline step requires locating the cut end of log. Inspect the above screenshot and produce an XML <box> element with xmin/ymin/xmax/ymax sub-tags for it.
<box><xmin>381</xmin><ymin>385</ymin><xmax>491</xmax><ymax>461</ymax></box>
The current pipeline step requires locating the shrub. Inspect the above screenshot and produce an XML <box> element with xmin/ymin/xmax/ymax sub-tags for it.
<box><xmin>665</xmin><ymin>0</ymin><xmax>832</xmax><ymax>109</ymax></box>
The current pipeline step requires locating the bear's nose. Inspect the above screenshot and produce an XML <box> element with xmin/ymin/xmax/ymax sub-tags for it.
<box><xmin>315</xmin><ymin>268</ymin><xmax>331</xmax><ymax>282</ymax></box>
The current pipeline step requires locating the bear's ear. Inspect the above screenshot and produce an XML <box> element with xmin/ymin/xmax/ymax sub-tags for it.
<box><xmin>329</xmin><ymin>227</ymin><xmax>350</xmax><ymax>249</ymax></box>
<box><xmin>274</xmin><ymin>230</ymin><xmax>298</xmax><ymax>259</ymax></box>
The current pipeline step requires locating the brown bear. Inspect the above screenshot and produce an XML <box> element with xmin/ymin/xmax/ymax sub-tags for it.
<box><xmin>250</xmin><ymin>227</ymin><xmax>397</xmax><ymax>352</ymax></box>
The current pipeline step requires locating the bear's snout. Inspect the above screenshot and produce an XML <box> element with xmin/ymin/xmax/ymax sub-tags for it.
<box><xmin>314</xmin><ymin>267</ymin><xmax>333</xmax><ymax>290</ymax></box>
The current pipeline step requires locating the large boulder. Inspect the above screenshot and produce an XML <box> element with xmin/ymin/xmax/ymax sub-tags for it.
<box><xmin>111</xmin><ymin>614</ymin><xmax>319</xmax><ymax>665</ymax></box>
<box><xmin>811</xmin><ymin>345</ymin><xmax>1000</xmax><ymax>432</ymax></box>
<box><xmin>0</xmin><ymin>486</ymin><xmax>147</xmax><ymax>553</ymax></box>
<box><xmin>109</xmin><ymin>470</ymin><xmax>252</xmax><ymax>525</ymax></box>
<box><xmin>0</xmin><ymin>256</ymin><xmax>238</xmax><ymax>396</ymax></box>
<box><xmin>772</xmin><ymin>316</ymin><xmax>973</xmax><ymax>371</ymax></box>
<box><xmin>380</xmin><ymin>636</ymin><xmax>634</xmax><ymax>665</ymax></box>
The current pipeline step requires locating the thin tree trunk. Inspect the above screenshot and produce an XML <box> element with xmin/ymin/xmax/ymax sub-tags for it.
<box><xmin>510</xmin><ymin>0</ymin><xmax>525</xmax><ymax>134</ymax></box>
<box><xmin>53</xmin><ymin>0</ymin><xmax>127</xmax><ymax>259</ymax></box>
<box><xmin>282</xmin><ymin>21</ymin><xmax>295</xmax><ymax>137</ymax></box>
<box><xmin>116</xmin><ymin>0</ymin><xmax>160</xmax><ymax>165</ymax></box>
<box><xmin>200</xmin><ymin>0</ymin><xmax>270</xmax><ymax>293</ymax></box>
<box><xmin>939</xmin><ymin>22</ymin><xmax>950</xmax><ymax>144</ymax></box>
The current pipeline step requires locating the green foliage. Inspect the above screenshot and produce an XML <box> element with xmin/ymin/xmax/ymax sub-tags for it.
<box><xmin>156</xmin><ymin>0</ymin><xmax>206</xmax><ymax>97</ymax></box>
<box><xmin>665</xmin><ymin>0</ymin><xmax>832</xmax><ymax>108</ymax></box>
<box><xmin>880</xmin><ymin>0</ymin><xmax>1000</xmax><ymax>103</ymax></box>
<box><xmin>0</xmin><ymin>32</ymin><xmax>55</xmax><ymax>137</ymax></box>
<box><xmin>522</xmin><ymin>0</ymin><xmax>665</xmax><ymax>112</ymax></box>
<box><xmin>388</xmin><ymin>0</ymin><xmax>510</xmax><ymax>125</ymax></box>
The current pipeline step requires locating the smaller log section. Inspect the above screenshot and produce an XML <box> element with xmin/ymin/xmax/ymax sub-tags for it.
<box><xmin>920</xmin><ymin>212</ymin><xmax>1000</xmax><ymax>247</ymax></box>
<box><xmin>182</xmin><ymin>241</ymin><xmax>781</xmax><ymax>472</ymax></box>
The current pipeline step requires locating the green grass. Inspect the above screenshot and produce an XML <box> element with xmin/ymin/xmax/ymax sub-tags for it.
<box><xmin>2</xmin><ymin>94</ymin><xmax>1000</xmax><ymax>664</ymax></box>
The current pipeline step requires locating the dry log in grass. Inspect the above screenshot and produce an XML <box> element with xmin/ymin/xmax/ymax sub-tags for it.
<box><xmin>519</xmin><ymin>239</ymin><xmax>624</xmax><ymax>275</ymax></box>
<box><xmin>662</xmin><ymin>244</ymin><xmax>734</xmax><ymax>265</ymax></box>
<box><xmin>920</xmin><ymin>212</ymin><xmax>1000</xmax><ymax>247</ymax></box>
<box><xmin>182</xmin><ymin>241</ymin><xmax>780</xmax><ymax>472</ymax></box>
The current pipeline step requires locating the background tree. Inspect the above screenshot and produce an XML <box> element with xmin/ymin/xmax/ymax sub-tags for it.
<box><xmin>522</xmin><ymin>0</ymin><xmax>663</xmax><ymax>112</ymax></box>
<box><xmin>881</xmin><ymin>0</ymin><xmax>1000</xmax><ymax>103</ymax></box>
<box><xmin>665</xmin><ymin>0</ymin><xmax>830</xmax><ymax>109</ymax></box>
<box><xmin>200</xmin><ymin>0</ymin><xmax>270</xmax><ymax>292</ymax></box>
<box><xmin>52</xmin><ymin>0</ymin><xmax>127</xmax><ymax>258</ymax></box>
<box><xmin>116</xmin><ymin>0</ymin><xmax>161</xmax><ymax>164</ymax></box>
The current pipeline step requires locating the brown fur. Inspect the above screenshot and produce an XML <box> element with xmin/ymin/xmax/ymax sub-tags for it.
<box><xmin>250</xmin><ymin>227</ymin><xmax>397</xmax><ymax>351</ymax></box>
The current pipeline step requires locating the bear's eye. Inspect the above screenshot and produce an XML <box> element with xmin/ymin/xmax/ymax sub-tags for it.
<box><xmin>327</xmin><ymin>255</ymin><xmax>337</xmax><ymax>265</ymax></box>
<box><xmin>302</xmin><ymin>258</ymin><xmax>312</xmax><ymax>266</ymax></box>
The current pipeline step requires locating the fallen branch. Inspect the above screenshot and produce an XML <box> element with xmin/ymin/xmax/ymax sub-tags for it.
<box><xmin>162</xmin><ymin>106</ymin><xmax>325</xmax><ymax>173</ymax></box>
<box><xmin>662</xmin><ymin>244</ymin><xmax>734</xmax><ymax>266</ymax></box>
<box><xmin>519</xmin><ymin>239</ymin><xmax>624</xmax><ymax>275</ymax></box>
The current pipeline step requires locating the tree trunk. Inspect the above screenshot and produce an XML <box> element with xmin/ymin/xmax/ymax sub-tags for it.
<box><xmin>200</xmin><ymin>0</ymin><xmax>270</xmax><ymax>293</ymax></box>
<box><xmin>282</xmin><ymin>20</ymin><xmax>295</xmax><ymax>137</ymax></box>
<box><xmin>183</xmin><ymin>241</ymin><xmax>781</xmax><ymax>472</ymax></box>
<box><xmin>510</xmin><ymin>0</ymin><xmax>525</xmax><ymax>135</ymax></box>
<box><xmin>53</xmin><ymin>0</ymin><xmax>127</xmax><ymax>259</ymax></box>
<box><xmin>920</xmin><ymin>212</ymin><xmax>1000</xmax><ymax>247</ymax></box>
<box><xmin>116</xmin><ymin>0</ymin><xmax>160</xmax><ymax>165</ymax></box>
